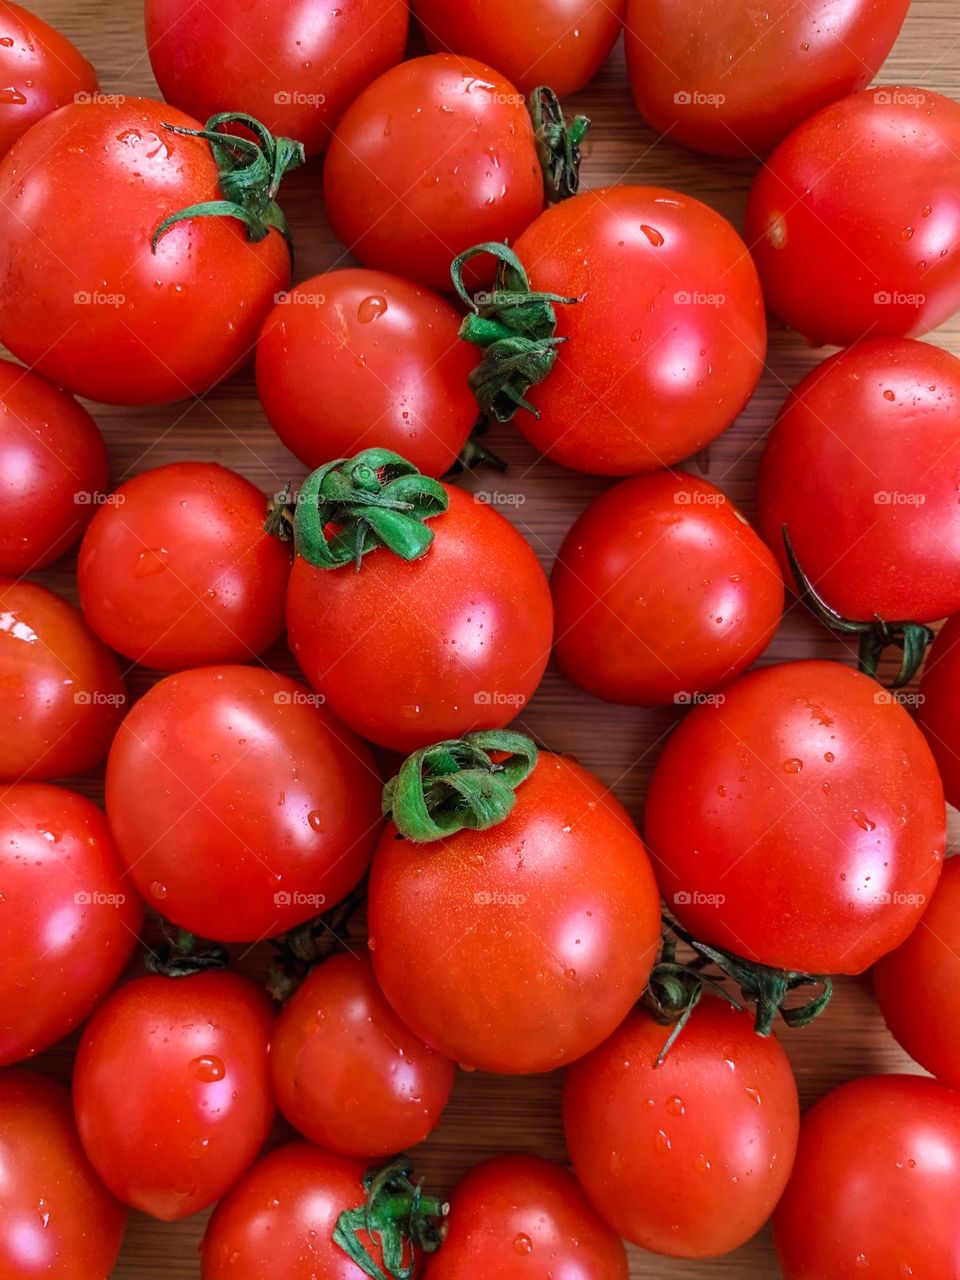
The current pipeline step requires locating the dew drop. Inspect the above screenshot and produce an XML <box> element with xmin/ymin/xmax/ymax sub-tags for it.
<box><xmin>190</xmin><ymin>1055</ymin><xmax>225</xmax><ymax>1082</ymax></box>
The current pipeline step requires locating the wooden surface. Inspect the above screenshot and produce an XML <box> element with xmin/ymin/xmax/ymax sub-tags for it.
<box><xmin>11</xmin><ymin>1</ymin><xmax>960</xmax><ymax>1276</ymax></box>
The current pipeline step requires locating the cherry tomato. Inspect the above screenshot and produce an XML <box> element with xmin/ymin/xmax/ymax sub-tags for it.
<box><xmin>256</xmin><ymin>270</ymin><xmax>479</xmax><ymax>477</ymax></box>
<box><xmin>746</xmin><ymin>88</ymin><xmax>960</xmax><ymax>347</ymax></box>
<box><xmin>0</xmin><ymin>1068</ymin><xmax>126</xmax><ymax>1279</ymax></box>
<box><xmin>918</xmin><ymin>614</ymin><xmax>960</xmax><ymax>808</ymax></box>
<box><xmin>645</xmin><ymin>660</ymin><xmax>946</xmax><ymax>974</ymax></box>
<box><xmin>270</xmin><ymin>951</ymin><xmax>456</xmax><ymax>1157</ymax></box>
<box><xmin>552</xmin><ymin>472</ymin><xmax>783</xmax><ymax>706</ymax></box>
<box><xmin>424</xmin><ymin>1153</ymin><xmax>628</xmax><ymax>1279</ymax></box>
<box><xmin>0</xmin><ymin>97</ymin><xmax>294</xmax><ymax>405</ymax></box>
<box><xmin>146</xmin><ymin>0</ymin><xmax>408</xmax><ymax>158</ymax></box>
<box><xmin>77</xmin><ymin>462</ymin><xmax>291</xmax><ymax>670</ymax></box>
<box><xmin>773</xmin><ymin>1075</ymin><xmax>960</xmax><ymax>1279</ymax></box>
<box><xmin>0</xmin><ymin>579</ymin><xmax>125</xmax><ymax>782</ymax></box>
<box><xmin>105</xmin><ymin>665</ymin><xmax>381</xmax><ymax>941</ymax></box>
<box><xmin>74</xmin><ymin>970</ymin><xmax>274</xmax><ymax>1221</ymax></box>
<box><xmin>626</xmin><ymin>0</ymin><xmax>908</xmax><ymax>157</ymax></box>
<box><xmin>323</xmin><ymin>54</ymin><xmax>544</xmax><ymax>292</ymax></box>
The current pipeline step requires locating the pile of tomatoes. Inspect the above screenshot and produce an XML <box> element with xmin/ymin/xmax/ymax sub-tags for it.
<box><xmin>2</xmin><ymin>1</ymin><xmax>960</xmax><ymax>1277</ymax></box>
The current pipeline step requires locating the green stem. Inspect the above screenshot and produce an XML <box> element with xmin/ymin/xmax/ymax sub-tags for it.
<box><xmin>267</xmin><ymin>883</ymin><xmax>367</xmax><ymax>1002</ymax></box>
<box><xmin>445</xmin><ymin>417</ymin><xmax>508</xmax><ymax>477</ymax></box>
<box><xmin>333</xmin><ymin>1159</ymin><xmax>447</xmax><ymax>1280</ymax></box>
<box><xmin>528</xmin><ymin>86</ymin><xmax>590</xmax><ymax>203</ymax></box>
<box><xmin>144</xmin><ymin>921</ymin><xmax>228</xmax><ymax>978</ymax></box>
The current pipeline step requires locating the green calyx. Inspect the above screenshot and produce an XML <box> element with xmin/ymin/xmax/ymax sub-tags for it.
<box><xmin>383</xmin><ymin>731</ymin><xmax>539</xmax><ymax>843</ymax></box>
<box><xmin>528</xmin><ymin>86</ymin><xmax>590</xmax><ymax>203</ymax></box>
<box><xmin>333</xmin><ymin>1159</ymin><xmax>447</xmax><ymax>1280</ymax></box>
<box><xmin>144</xmin><ymin>922</ymin><xmax>228</xmax><ymax>978</ymax></box>
<box><xmin>151</xmin><ymin>112</ymin><xmax>305</xmax><ymax>253</ymax></box>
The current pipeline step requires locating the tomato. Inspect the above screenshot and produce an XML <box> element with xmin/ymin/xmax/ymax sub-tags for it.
<box><xmin>625</xmin><ymin>0</ymin><xmax>908</xmax><ymax>157</ymax></box>
<box><xmin>73</xmin><ymin>971</ymin><xmax>274</xmax><ymax>1221</ymax></box>
<box><xmin>77</xmin><ymin>462</ymin><xmax>291</xmax><ymax>670</ymax></box>
<box><xmin>412</xmin><ymin>0</ymin><xmax>624</xmax><ymax>97</ymax></box>
<box><xmin>424</xmin><ymin>1154</ymin><xmax>628</xmax><ymax>1279</ymax></box>
<box><xmin>256</xmin><ymin>270</ymin><xmax>479</xmax><ymax>477</ymax></box>
<box><xmin>270</xmin><ymin>951</ymin><xmax>456</xmax><ymax>1157</ymax></box>
<box><xmin>105</xmin><ymin>665</ymin><xmax>381</xmax><ymax>941</ymax></box>
<box><xmin>0</xmin><ymin>1068</ymin><xmax>126</xmax><ymax>1279</ymax></box>
<box><xmin>552</xmin><ymin>472</ymin><xmax>783</xmax><ymax>706</ymax></box>
<box><xmin>0</xmin><ymin>2</ymin><xmax>98</xmax><ymax>158</ymax></box>
<box><xmin>146</xmin><ymin>0</ymin><xmax>408</xmax><ymax>158</ymax></box>
<box><xmin>745</xmin><ymin>88</ymin><xmax>960</xmax><ymax>347</ymax></box>
<box><xmin>0</xmin><ymin>579</ymin><xmax>125</xmax><ymax>782</ymax></box>
<box><xmin>0</xmin><ymin>97</ymin><xmax>297</xmax><ymax>405</ymax></box>
<box><xmin>918</xmin><ymin>615</ymin><xmax>960</xmax><ymax>808</ymax></box>
<box><xmin>773</xmin><ymin>1075</ymin><xmax>960</xmax><ymax>1279</ymax></box>
<box><xmin>645</xmin><ymin>660</ymin><xmax>946</xmax><ymax>975</ymax></box>
<box><xmin>323</xmin><ymin>54</ymin><xmax>545</xmax><ymax>292</ymax></box>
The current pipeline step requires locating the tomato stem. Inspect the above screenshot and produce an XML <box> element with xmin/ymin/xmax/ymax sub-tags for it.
<box><xmin>333</xmin><ymin>1158</ymin><xmax>447</xmax><ymax>1280</ymax></box>
<box><xmin>267</xmin><ymin>883</ymin><xmax>367</xmax><ymax>1002</ymax></box>
<box><xmin>528</xmin><ymin>86</ymin><xmax>591</xmax><ymax>203</ymax></box>
<box><xmin>144</xmin><ymin>920</ymin><xmax>228</xmax><ymax>978</ymax></box>
<box><xmin>445</xmin><ymin>417</ymin><xmax>508</xmax><ymax>477</ymax></box>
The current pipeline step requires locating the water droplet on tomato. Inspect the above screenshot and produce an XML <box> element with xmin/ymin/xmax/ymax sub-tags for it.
<box><xmin>190</xmin><ymin>1055</ymin><xmax>225</xmax><ymax>1082</ymax></box>
<box><xmin>640</xmin><ymin>225</ymin><xmax>664</xmax><ymax>247</ymax></box>
<box><xmin>513</xmin><ymin>1234</ymin><xmax>532</xmax><ymax>1255</ymax></box>
<box><xmin>357</xmin><ymin>295</ymin><xmax>388</xmax><ymax>324</ymax></box>
<box><xmin>134</xmin><ymin>547</ymin><xmax>169</xmax><ymax>577</ymax></box>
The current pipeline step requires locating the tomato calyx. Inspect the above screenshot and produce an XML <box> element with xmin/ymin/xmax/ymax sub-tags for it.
<box><xmin>446</xmin><ymin>417</ymin><xmax>508</xmax><ymax>477</ymax></box>
<box><xmin>528</xmin><ymin>86</ymin><xmax>590</xmax><ymax>203</ymax></box>
<box><xmin>144</xmin><ymin>921</ymin><xmax>228</xmax><ymax>978</ymax></box>
<box><xmin>267</xmin><ymin>884</ymin><xmax>366</xmax><ymax>1002</ymax></box>
<box><xmin>333</xmin><ymin>1158</ymin><xmax>447</xmax><ymax>1280</ymax></box>
<box><xmin>452</xmin><ymin>241</ymin><xmax>578</xmax><ymax>423</ymax></box>
<box><xmin>383</xmin><ymin>730</ymin><xmax>539</xmax><ymax>842</ymax></box>
<box><xmin>151</xmin><ymin>111</ymin><xmax>305</xmax><ymax>253</ymax></box>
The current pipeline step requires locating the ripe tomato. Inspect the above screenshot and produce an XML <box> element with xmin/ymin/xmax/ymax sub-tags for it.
<box><xmin>746</xmin><ymin>88</ymin><xmax>960</xmax><ymax>346</ymax></box>
<box><xmin>552</xmin><ymin>472</ymin><xmax>783</xmax><ymax>706</ymax></box>
<box><xmin>918</xmin><ymin>614</ymin><xmax>960</xmax><ymax>808</ymax></box>
<box><xmin>424</xmin><ymin>1154</ymin><xmax>628</xmax><ymax>1279</ymax></box>
<box><xmin>146</xmin><ymin>0</ymin><xmax>408</xmax><ymax>158</ymax></box>
<box><xmin>77</xmin><ymin>462</ymin><xmax>291</xmax><ymax>670</ymax></box>
<box><xmin>0</xmin><ymin>2</ymin><xmax>98</xmax><ymax>157</ymax></box>
<box><xmin>773</xmin><ymin>1075</ymin><xmax>960</xmax><ymax>1279</ymax></box>
<box><xmin>0</xmin><ymin>97</ymin><xmax>297</xmax><ymax>405</ymax></box>
<box><xmin>564</xmin><ymin>998</ymin><xmax>799</xmax><ymax>1257</ymax></box>
<box><xmin>0</xmin><ymin>579</ymin><xmax>125</xmax><ymax>782</ymax></box>
<box><xmin>323</xmin><ymin>54</ymin><xmax>545</xmax><ymax>292</ymax></box>
<box><xmin>0</xmin><ymin>1069</ymin><xmax>126</xmax><ymax>1279</ymax></box>
<box><xmin>645</xmin><ymin>660</ymin><xmax>946</xmax><ymax>975</ymax></box>
<box><xmin>626</xmin><ymin>0</ymin><xmax>908</xmax><ymax>157</ymax></box>
<box><xmin>270</xmin><ymin>951</ymin><xmax>456</xmax><ymax>1157</ymax></box>
<box><xmin>256</xmin><ymin>270</ymin><xmax>479</xmax><ymax>477</ymax></box>
<box><xmin>73</xmin><ymin>971</ymin><xmax>274</xmax><ymax>1221</ymax></box>
<box><xmin>105</xmin><ymin>665</ymin><xmax>381</xmax><ymax>941</ymax></box>
<box><xmin>0</xmin><ymin>358</ymin><xmax>109</xmax><ymax>575</ymax></box>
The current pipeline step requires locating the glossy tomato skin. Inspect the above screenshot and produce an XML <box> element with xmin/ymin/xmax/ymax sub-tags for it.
<box><xmin>146</xmin><ymin>0</ymin><xmax>408</xmax><ymax>158</ymax></box>
<box><xmin>626</xmin><ymin>0</ymin><xmax>908</xmax><ymax>157</ymax></box>
<box><xmin>552</xmin><ymin>472</ymin><xmax>783</xmax><ymax>705</ymax></box>
<box><xmin>645</xmin><ymin>660</ymin><xmax>946</xmax><ymax>974</ymax></box>
<box><xmin>918</xmin><ymin>615</ymin><xmax>960</xmax><ymax>807</ymax></box>
<box><xmin>0</xmin><ymin>1069</ymin><xmax>126</xmax><ymax>1279</ymax></box>
<box><xmin>773</xmin><ymin>1075</ymin><xmax>960</xmax><ymax>1279</ymax></box>
<box><xmin>286</xmin><ymin>484</ymin><xmax>553</xmax><ymax>752</ymax></box>
<box><xmin>512</xmin><ymin>187</ymin><xmax>766</xmax><ymax>474</ymax></box>
<box><xmin>746</xmin><ymin>88</ymin><xmax>960</xmax><ymax>346</ymax></box>
<box><xmin>74</xmin><ymin>971</ymin><xmax>274</xmax><ymax>1222</ymax></box>
<box><xmin>256</xmin><ymin>270</ymin><xmax>479</xmax><ymax>477</ymax></box>
<box><xmin>0</xmin><ymin>580</ymin><xmax>125</xmax><ymax>782</ymax></box>
<box><xmin>424</xmin><ymin>1154</ymin><xmax>628</xmax><ymax>1279</ymax></box>
<box><xmin>78</xmin><ymin>462</ymin><xmax>291</xmax><ymax>669</ymax></box>
<box><xmin>106</xmin><ymin>666</ymin><xmax>381</xmax><ymax>941</ymax></box>
<box><xmin>323</xmin><ymin>54</ymin><xmax>544</xmax><ymax>292</ymax></box>
<box><xmin>0</xmin><ymin>358</ymin><xmax>109</xmax><ymax>575</ymax></box>
<box><xmin>270</xmin><ymin>952</ymin><xmax>456</xmax><ymax>1157</ymax></box>
<box><xmin>368</xmin><ymin>752</ymin><xmax>661</xmax><ymax>1074</ymax></box>
<box><xmin>0</xmin><ymin>98</ymin><xmax>291</xmax><ymax>405</ymax></box>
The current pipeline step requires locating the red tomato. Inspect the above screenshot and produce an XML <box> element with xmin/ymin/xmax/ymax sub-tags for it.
<box><xmin>645</xmin><ymin>660</ymin><xmax>946</xmax><ymax>974</ymax></box>
<box><xmin>424</xmin><ymin>1154</ymin><xmax>628</xmax><ymax>1279</ymax></box>
<box><xmin>256</xmin><ymin>270</ymin><xmax>479</xmax><ymax>477</ymax></box>
<box><xmin>0</xmin><ymin>97</ymin><xmax>295</xmax><ymax>405</ymax></box>
<box><xmin>773</xmin><ymin>1075</ymin><xmax>960</xmax><ymax>1279</ymax></box>
<box><xmin>746</xmin><ymin>88</ymin><xmax>960</xmax><ymax>346</ymax></box>
<box><xmin>0</xmin><ymin>1</ymin><xmax>98</xmax><ymax>157</ymax></box>
<box><xmin>270</xmin><ymin>951</ymin><xmax>456</xmax><ymax>1157</ymax></box>
<box><xmin>146</xmin><ymin>0</ymin><xmax>408</xmax><ymax>157</ymax></box>
<box><xmin>626</xmin><ymin>0</ymin><xmax>908</xmax><ymax>157</ymax></box>
<box><xmin>0</xmin><ymin>784</ymin><xmax>142</xmax><ymax>1066</ymax></box>
<box><xmin>918</xmin><ymin>614</ymin><xmax>960</xmax><ymax>807</ymax></box>
<box><xmin>323</xmin><ymin>54</ymin><xmax>545</xmax><ymax>292</ymax></box>
<box><xmin>0</xmin><ymin>579</ymin><xmax>125</xmax><ymax>782</ymax></box>
<box><xmin>412</xmin><ymin>0</ymin><xmax>624</xmax><ymax>97</ymax></box>
<box><xmin>552</xmin><ymin>472</ymin><xmax>783</xmax><ymax>705</ymax></box>
<box><xmin>0</xmin><ymin>1069</ymin><xmax>126</xmax><ymax>1279</ymax></box>
<box><xmin>73</xmin><ymin>971</ymin><xmax>274</xmax><ymax>1221</ymax></box>
<box><xmin>563</xmin><ymin>999</ymin><xmax>800</xmax><ymax>1257</ymax></box>
<box><xmin>105</xmin><ymin>665</ymin><xmax>381</xmax><ymax>941</ymax></box>
<box><xmin>77</xmin><ymin>462</ymin><xmax>291</xmax><ymax>670</ymax></box>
